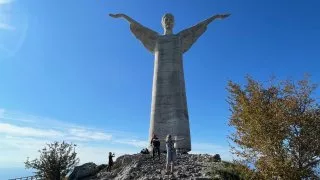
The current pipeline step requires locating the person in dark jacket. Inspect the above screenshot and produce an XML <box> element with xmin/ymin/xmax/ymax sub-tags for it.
<box><xmin>150</xmin><ymin>134</ymin><xmax>161</xmax><ymax>160</ymax></box>
<box><xmin>107</xmin><ymin>152</ymin><xmax>115</xmax><ymax>171</ymax></box>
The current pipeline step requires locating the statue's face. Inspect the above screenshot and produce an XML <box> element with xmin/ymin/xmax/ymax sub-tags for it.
<box><xmin>162</xmin><ymin>14</ymin><xmax>174</xmax><ymax>31</ymax></box>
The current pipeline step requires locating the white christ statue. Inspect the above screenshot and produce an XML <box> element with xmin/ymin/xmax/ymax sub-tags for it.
<box><xmin>110</xmin><ymin>12</ymin><xmax>230</xmax><ymax>152</ymax></box>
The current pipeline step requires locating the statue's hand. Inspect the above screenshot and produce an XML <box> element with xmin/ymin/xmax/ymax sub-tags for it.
<box><xmin>215</xmin><ymin>14</ymin><xmax>231</xmax><ymax>19</ymax></box>
<box><xmin>109</xmin><ymin>13</ymin><xmax>124</xmax><ymax>18</ymax></box>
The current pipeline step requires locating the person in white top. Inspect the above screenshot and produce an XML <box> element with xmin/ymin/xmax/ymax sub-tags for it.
<box><xmin>165</xmin><ymin>134</ymin><xmax>184</xmax><ymax>174</ymax></box>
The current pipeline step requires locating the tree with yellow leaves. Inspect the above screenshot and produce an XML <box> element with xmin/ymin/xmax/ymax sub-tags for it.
<box><xmin>228</xmin><ymin>76</ymin><xmax>320</xmax><ymax>179</ymax></box>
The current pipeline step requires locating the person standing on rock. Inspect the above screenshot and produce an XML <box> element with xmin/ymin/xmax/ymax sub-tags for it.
<box><xmin>150</xmin><ymin>134</ymin><xmax>161</xmax><ymax>160</ymax></box>
<box><xmin>107</xmin><ymin>152</ymin><xmax>115</xmax><ymax>172</ymax></box>
<box><xmin>165</xmin><ymin>134</ymin><xmax>184</xmax><ymax>174</ymax></box>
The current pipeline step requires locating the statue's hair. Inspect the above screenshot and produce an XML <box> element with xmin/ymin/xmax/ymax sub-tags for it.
<box><xmin>162</xmin><ymin>13</ymin><xmax>174</xmax><ymax>25</ymax></box>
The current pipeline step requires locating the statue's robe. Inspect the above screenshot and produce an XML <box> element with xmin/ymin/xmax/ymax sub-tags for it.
<box><xmin>130</xmin><ymin>21</ymin><xmax>207</xmax><ymax>152</ymax></box>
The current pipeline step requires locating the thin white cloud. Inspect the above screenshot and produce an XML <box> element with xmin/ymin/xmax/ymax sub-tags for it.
<box><xmin>0</xmin><ymin>0</ymin><xmax>15</xmax><ymax>31</ymax></box>
<box><xmin>114</xmin><ymin>139</ymin><xmax>148</xmax><ymax>148</ymax></box>
<box><xmin>0</xmin><ymin>122</ymin><xmax>113</xmax><ymax>142</ymax></box>
<box><xmin>0</xmin><ymin>22</ymin><xmax>15</xmax><ymax>30</ymax></box>
<box><xmin>0</xmin><ymin>0</ymin><xmax>13</xmax><ymax>5</ymax></box>
<box><xmin>0</xmin><ymin>136</ymin><xmax>45</xmax><ymax>168</ymax></box>
<box><xmin>0</xmin><ymin>110</ymin><xmax>41</xmax><ymax>123</ymax></box>
<box><xmin>68</xmin><ymin>128</ymin><xmax>112</xmax><ymax>141</ymax></box>
<box><xmin>0</xmin><ymin>123</ymin><xmax>64</xmax><ymax>138</ymax></box>
<box><xmin>0</xmin><ymin>0</ymin><xmax>25</xmax><ymax>58</ymax></box>
<box><xmin>1</xmin><ymin>135</ymin><xmax>47</xmax><ymax>150</ymax></box>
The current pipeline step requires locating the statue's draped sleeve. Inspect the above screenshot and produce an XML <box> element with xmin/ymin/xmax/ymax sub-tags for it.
<box><xmin>178</xmin><ymin>23</ymin><xmax>207</xmax><ymax>53</ymax></box>
<box><xmin>130</xmin><ymin>23</ymin><xmax>158</xmax><ymax>53</ymax></box>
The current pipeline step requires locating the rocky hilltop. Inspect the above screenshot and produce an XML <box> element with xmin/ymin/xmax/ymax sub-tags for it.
<box><xmin>69</xmin><ymin>153</ymin><xmax>226</xmax><ymax>180</ymax></box>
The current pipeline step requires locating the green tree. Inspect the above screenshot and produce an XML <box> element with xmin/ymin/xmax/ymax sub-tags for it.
<box><xmin>25</xmin><ymin>141</ymin><xmax>80</xmax><ymax>180</ymax></box>
<box><xmin>227</xmin><ymin>76</ymin><xmax>320</xmax><ymax>179</ymax></box>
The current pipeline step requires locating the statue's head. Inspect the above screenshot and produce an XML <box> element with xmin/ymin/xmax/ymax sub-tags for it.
<box><xmin>161</xmin><ymin>13</ymin><xmax>174</xmax><ymax>32</ymax></box>
<box><xmin>166</xmin><ymin>134</ymin><xmax>172</xmax><ymax>142</ymax></box>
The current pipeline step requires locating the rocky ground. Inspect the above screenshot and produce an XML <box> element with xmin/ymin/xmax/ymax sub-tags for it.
<box><xmin>69</xmin><ymin>153</ymin><xmax>225</xmax><ymax>180</ymax></box>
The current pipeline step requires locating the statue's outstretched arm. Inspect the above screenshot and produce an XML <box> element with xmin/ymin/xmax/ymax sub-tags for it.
<box><xmin>109</xmin><ymin>13</ymin><xmax>141</xmax><ymax>25</ymax></box>
<box><xmin>200</xmin><ymin>13</ymin><xmax>231</xmax><ymax>26</ymax></box>
<box><xmin>178</xmin><ymin>13</ymin><xmax>230</xmax><ymax>53</ymax></box>
<box><xmin>109</xmin><ymin>13</ymin><xmax>158</xmax><ymax>53</ymax></box>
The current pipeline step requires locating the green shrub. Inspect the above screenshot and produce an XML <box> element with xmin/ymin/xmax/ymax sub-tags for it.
<box><xmin>213</xmin><ymin>154</ymin><xmax>221</xmax><ymax>162</ymax></box>
<box><xmin>25</xmin><ymin>141</ymin><xmax>79</xmax><ymax>180</ymax></box>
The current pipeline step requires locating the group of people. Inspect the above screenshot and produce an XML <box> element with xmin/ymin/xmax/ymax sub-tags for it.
<box><xmin>106</xmin><ymin>134</ymin><xmax>183</xmax><ymax>175</ymax></box>
<box><xmin>150</xmin><ymin>134</ymin><xmax>184</xmax><ymax>175</ymax></box>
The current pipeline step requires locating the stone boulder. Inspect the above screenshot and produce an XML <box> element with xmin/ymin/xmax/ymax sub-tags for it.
<box><xmin>69</xmin><ymin>162</ymin><xmax>104</xmax><ymax>180</ymax></box>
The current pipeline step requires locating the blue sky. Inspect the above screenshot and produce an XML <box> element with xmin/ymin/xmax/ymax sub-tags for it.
<box><xmin>1</xmin><ymin>0</ymin><xmax>320</xmax><ymax>178</ymax></box>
